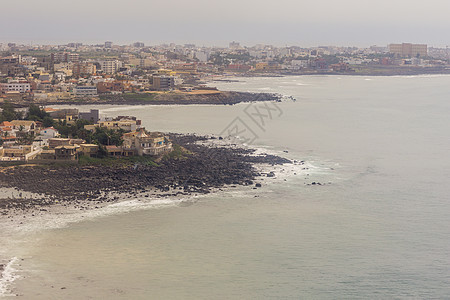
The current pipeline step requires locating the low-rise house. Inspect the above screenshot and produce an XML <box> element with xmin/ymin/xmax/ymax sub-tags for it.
<box><xmin>46</xmin><ymin>108</ymin><xmax>79</xmax><ymax>122</ymax></box>
<box><xmin>123</xmin><ymin>129</ymin><xmax>172</xmax><ymax>156</ymax></box>
<box><xmin>10</xmin><ymin>120</ymin><xmax>37</xmax><ymax>133</ymax></box>
<box><xmin>105</xmin><ymin>145</ymin><xmax>123</xmax><ymax>157</ymax></box>
<box><xmin>39</xmin><ymin>127</ymin><xmax>59</xmax><ymax>140</ymax></box>
<box><xmin>0</xmin><ymin>121</ymin><xmax>13</xmax><ymax>130</ymax></box>
<box><xmin>80</xmin><ymin>144</ymin><xmax>99</xmax><ymax>157</ymax></box>
<box><xmin>0</xmin><ymin>122</ymin><xmax>15</xmax><ymax>144</ymax></box>
<box><xmin>99</xmin><ymin>119</ymin><xmax>139</xmax><ymax>132</ymax></box>
<box><xmin>69</xmin><ymin>138</ymin><xmax>85</xmax><ymax>145</ymax></box>
<box><xmin>39</xmin><ymin>149</ymin><xmax>56</xmax><ymax>160</ymax></box>
<box><xmin>48</xmin><ymin>138</ymin><xmax>71</xmax><ymax>149</ymax></box>
<box><xmin>0</xmin><ymin>145</ymin><xmax>32</xmax><ymax>161</ymax></box>
<box><xmin>55</xmin><ymin>145</ymin><xmax>78</xmax><ymax>160</ymax></box>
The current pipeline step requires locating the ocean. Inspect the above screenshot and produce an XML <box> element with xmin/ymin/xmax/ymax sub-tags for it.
<box><xmin>1</xmin><ymin>75</ymin><xmax>450</xmax><ymax>299</ymax></box>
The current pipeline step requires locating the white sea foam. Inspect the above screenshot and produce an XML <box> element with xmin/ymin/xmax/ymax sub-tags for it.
<box><xmin>100</xmin><ymin>105</ymin><xmax>149</xmax><ymax>112</ymax></box>
<box><xmin>10</xmin><ymin>196</ymin><xmax>193</xmax><ymax>235</ymax></box>
<box><xmin>0</xmin><ymin>257</ymin><xmax>20</xmax><ymax>297</ymax></box>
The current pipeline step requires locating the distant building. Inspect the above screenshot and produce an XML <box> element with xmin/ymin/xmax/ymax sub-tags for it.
<box><xmin>195</xmin><ymin>51</ymin><xmax>209</xmax><ymax>62</ymax></box>
<box><xmin>98</xmin><ymin>59</ymin><xmax>122</xmax><ymax>74</ymax></box>
<box><xmin>123</xmin><ymin>129</ymin><xmax>172</xmax><ymax>156</ymax></box>
<box><xmin>152</xmin><ymin>75</ymin><xmax>174</xmax><ymax>90</ymax></box>
<box><xmin>79</xmin><ymin>109</ymin><xmax>100</xmax><ymax>123</ymax></box>
<box><xmin>0</xmin><ymin>55</ymin><xmax>24</xmax><ymax>76</ymax></box>
<box><xmin>73</xmin><ymin>86</ymin><xmax>98</xmax><ymax>97</ymax></box>
<box><xmin>226</xmin><ymin>64</ymin><xmax>251</xmax><ymax>72</ymax></box>
<box><xmin>55</xmin><ymin>145</ymin><xmax>78</xmax><ymax>160</ymax></box>
<box><xmin>72</xmin><ymin>62</ymin><xmax>96</xmax><ymax>76</ymax></box>
<box><xmin>388</xmin><ymin>43</ymin><xmax>427</xmax><ymax>57</ymax></box>
<box><xmin>38</xmin><ymin>127</ymin><xmax>59</xmax><ymax>140</ymax></box>
<box><xmin>10</xmin><ymin>120</ymin><xmax>36</xmax><ymax>132</ymax></box>
<box><xmin>229</xmin><ymin>41</ymin><xmax>240</xmax><ymax>49</ymax></box>
<box><xmin>47</xmin><ymin>108</ymin><xmax>79</xmax><ymax>122</ymax></box>
<box><xmin>105</xmin><ymin>41</ymin><xmax>113</xmax><ymax>48</ymax></box>
<box><xmin>133</xmin><ymin>42</ymin><xmax>145</xmax><ymax>48</ymax></box>
<box><xmin>48</xmin><ymin>138</ymin><xmax>71</xmax><ymax>149</ymax></box>
<box><xmin>0</xmin><ymin>82</ymin><xmax>30</xmax><ymax>93</ymax></box>
<box><xmin>80</xmin><ymin>144</ymin><xmax>99</xmax><ymax>157</ymax></box>
<box><xmin>51</xmin><ymin>52</ymin><xmax>80</xmax><ymax>63</ymax></box>
<box><xmin>255</xmin><ymin>62</ymin><xmax>269</xmax><ymax>70</ymax></box>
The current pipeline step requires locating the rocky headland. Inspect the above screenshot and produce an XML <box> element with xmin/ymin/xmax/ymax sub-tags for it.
<box><xmin>8</xmin><ymin>91</ymin><xmax>282</xmax><ymax>108</ymax></box>
<box><xmin>0</xmin><ymin>134</ymin><xmax>291</xmax><ymax>215</ymax></box>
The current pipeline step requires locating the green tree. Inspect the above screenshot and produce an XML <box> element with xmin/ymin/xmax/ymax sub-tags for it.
<box><xmin>0</xmin><ymin>101</ymin><xmax>20</xmax><ymax>122</ymax></box>
<box><xmin>26</xmin><ymin>104</ymin><xmax>48</xmax><ymax>121</ymax></box>
<box><xmin>42</xmin><ymin>116</ymin><xmax>54</xmax><ymax>128</ymax></box>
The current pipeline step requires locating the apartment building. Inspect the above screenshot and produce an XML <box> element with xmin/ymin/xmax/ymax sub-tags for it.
<box><xmin>388</xmin><ymin>43</ymin><xmax>427</xmax><ymax>57</ymax></box>
<box><xmin>73</xmin><ymin>86</ymin><xmax>98</xmax><ymax>97</ymax></box>
<box><xmin>152</xmin><ymin>75</ymin><xmax>174</xmax><ymax>90</ymax></box>
<box><xmin>98</xmin><ymin>59</ymin><xmax>122</xmax><ymax>74</ymax></box>
<box><xmin>0</xmin><ymin>82</ymin><xmax>31</xmax><ymax>93</ymax></box>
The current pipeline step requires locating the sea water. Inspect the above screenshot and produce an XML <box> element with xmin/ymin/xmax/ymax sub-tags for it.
<box><xmin>2</xmin><ymin>75</ymin><xmax>450</xmax><ymax>299</ymax></box>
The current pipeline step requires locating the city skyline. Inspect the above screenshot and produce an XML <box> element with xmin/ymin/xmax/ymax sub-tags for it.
<box><xmin>1</xmin><ymin>0</ymin><xmax>450</xmax><ymax>47</ymax></box>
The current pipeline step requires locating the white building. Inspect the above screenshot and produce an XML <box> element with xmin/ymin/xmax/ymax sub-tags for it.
<box><xmin>0</xmin><ymin>82</ymin><xmax>31</xmax><ymax>93</ymax></box>
<box><xmin>73</xmin><ymin>86</ymin><xmax>98</xmax><ymax>97</ymax></box>
<box><xmin>195</xmin><ymin>51</ymin><xmax>209</xmax><ymax>62</ymax></box>
<box><xmin>39</xmin><ymin>127</ymin><xmax>59</xmax><ymax>140</ymax></box>
<box><xmin>98</xmin><ymin>59</ymin><xmax>122</xmax><ymax>74</ymax></box>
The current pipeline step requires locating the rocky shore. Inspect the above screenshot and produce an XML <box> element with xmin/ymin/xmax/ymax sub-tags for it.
<box><xmin>9</xmin><ymin>91</ymin><xmax>282</xmax><ymax>108</ymax></box>
<box><xmin>0</xmin><ymin>134</ymin><xmax>291</xmax><ymax>215</ymax></box>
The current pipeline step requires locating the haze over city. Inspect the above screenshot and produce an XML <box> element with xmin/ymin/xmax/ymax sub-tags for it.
<box><xmin>1</xmin><ymin>0</ymin><xmax>450</xmax><ymax>47</ymax></box>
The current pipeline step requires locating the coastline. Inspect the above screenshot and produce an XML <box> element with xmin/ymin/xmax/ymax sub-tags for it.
<box><xmin>0</xmin><ymin>134</ymin><xmax>293</xmax><ymax>217</ymax></box>
<box><xmin>0</xmin><ymin>133</ymin><xmax>302</xmax><ymax>294</ymax></box>
<box><xmin>225</xmin><ymin>66</ymin><xmax>450</xmax><ymax>78</ymax></box>
<box><xmin>8</xmin><ymin>91</ymin><xmax>283</xmax><ymax>108</ymax></box>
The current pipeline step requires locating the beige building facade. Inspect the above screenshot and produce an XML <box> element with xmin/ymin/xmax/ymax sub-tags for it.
<box><xmin>388</xmin><ymin>43</ymin><xmax>427</xmax><ymax>57</ymax></box>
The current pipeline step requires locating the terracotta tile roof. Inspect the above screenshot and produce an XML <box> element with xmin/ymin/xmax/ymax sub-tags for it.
<box><xmin>44</xmin><ymin>108</ymin><xmax>59</xmax><ymax>112</ymax></box>
<box><xmin>0</xmin><ymin>121</ymin><xmax>13</xmax><ymax>127</ymax></box>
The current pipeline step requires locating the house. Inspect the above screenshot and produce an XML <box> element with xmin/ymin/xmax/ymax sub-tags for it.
<box><xmin>0</xmin><ymin>145</ymin><xmax>32</xmax><ymax>161</ymax></box>
<box><xmin>47</xmin><ymin>108</ymin><xmax>79</xmax><ymax>122</ymax></box>
<box><xmin>99</xmin><ymin>119</ymin><xmax>139</xmax><ymax>132</ymax></box>
<box><xmin>0</xmin><ymin>121</ymin><xmax>13</xmax><ymax>130</ymax></box>
<box><xmin>123</xmin><ymin>129</ymin><xmax>172</xmax><ymax>156</ymax></box>
<box><xmin>80</xmin><ymin>144</ymin><xmax>99</xmax><ymax>157</ymax></box>
<box><xmin>0</xmin><ymin>121</ymin><xmax>15</xmax><ymax>143</ymax></box>
<box><xmin>10</xmin><ymin>120</ymin><xmax>37</xmax><ymax>132</ymax></box>
<box><xmin>105</xmin><ymin>145</ymin><xmax>123</xmax><ymax>157</ymax></box>
<box><xmin>39</xmin><ymin>127</ymin><xmax>59</xmax><ymax>139</ymax></box>
<box><xmin>48</xmin><ymin>138</ymin><xmax>71</xmax><ymax>149</ymax></box>
<box><xmin>55</xmin><ymin>145</ymin><xmax>78</xmax><ymax>160</ymax></box>
<box><xmin>38</xmin><ymin>149</ymin><xmax>56</xmax><ymax>160</ymax></box>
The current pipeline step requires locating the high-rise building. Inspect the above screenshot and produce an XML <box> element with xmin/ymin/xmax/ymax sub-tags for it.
<box><xmin>388</xmin><ymin>43</ymin><xmax>427</xmax><ymax>57</ymax></box>
<box><xmin>152</xmin><ymin>75</ymin><xmax>174</xmax><ymax>90</ymax></box>
<box><xmin>98</xmin><ymin>59</ymin><xmax>122</xmax><ymax>74</ymax></box>
<box><xmin>133</xmin><ymin>42</ymin><xmax>145</xmax><ymax>48</ymax></box>
<box><xmin>72</xmin><ymin>62</ymin><xmax>97</xmax><ymax>76</ymax></box>
<box><xmin>229</xmin><ymin>41</ymin><xmax>240</xmax><ymax>49</ymax></box>
<box><xmin>105</xmin><ymin>41</ymin><xmax>113</xmax><ymax>49</ymax></box>
<box><xmin>51</xmin><ymin>52</ymin><xmax>79</xmax><ymax>63</ymax></box>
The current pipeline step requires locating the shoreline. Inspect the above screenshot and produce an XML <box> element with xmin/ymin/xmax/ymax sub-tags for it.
<box><xmin>0</xmin><ymin>134</ymin><xmax>293</xmax><ymax>218</ymax></box>
<box><xmin>7</xmin><ymin>91</ymin><xmax>283</xmax><ymax>108</ymax></box>
<box><xmin>220</xmin><ymin>66</ymin><xmax>450</xmax><ymax>78</ymax></box>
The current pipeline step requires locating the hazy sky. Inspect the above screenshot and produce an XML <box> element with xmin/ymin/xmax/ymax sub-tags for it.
<box><xmin>1</xmin><ymin>0</ymin><xmax>449</xmax><ymax>47</ymax></box>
